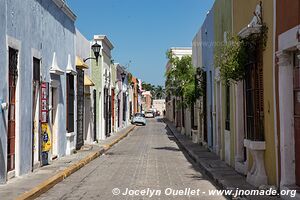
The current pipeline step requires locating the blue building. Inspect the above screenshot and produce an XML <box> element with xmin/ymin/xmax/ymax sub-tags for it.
<box><xmin>201</xmin><ymin>10</ymin><xmax>215</xmax><ymax>149</ymax></box>
<box><xmin>0</xmin><ymin>0</ymin><xmax>76</xmax><ymax>184</ymax></box>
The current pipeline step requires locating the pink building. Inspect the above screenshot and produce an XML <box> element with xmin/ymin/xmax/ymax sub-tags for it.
<box><xmin>142</xmin><ymin>91</ymin><xmax>152</xmax><ymax>111</ymax></box>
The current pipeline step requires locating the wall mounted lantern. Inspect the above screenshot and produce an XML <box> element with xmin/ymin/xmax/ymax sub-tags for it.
<box><xmin>84</xmin><ymin>42</ymin><xmax>101</xmax><ymax>65</ymax></box>
<box><xmin>121</xmin><ymin>71</ymin><xmax>126</xmax><ymax>82</ymax></box>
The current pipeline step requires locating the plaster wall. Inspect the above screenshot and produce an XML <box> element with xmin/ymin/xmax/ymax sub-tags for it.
<box><xmin>201</xmin><ymin>9</ymin><xmax>215</xmax><ymax>149</ymax></box>
<box><xmin>233</xmin><ymin>0</ymin><xmax>276</xmax><ymax>185</ymax></box>
<box><xmin>0</xmin><ymin>0</ymin><xmax>76</xmax><ymax>183</ymax></box>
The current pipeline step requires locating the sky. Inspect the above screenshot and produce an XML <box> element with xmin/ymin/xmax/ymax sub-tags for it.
<box><xmin>67</xmin><ymin>0</ymin><xmax>214</xmax><ymax>86</ymax></box>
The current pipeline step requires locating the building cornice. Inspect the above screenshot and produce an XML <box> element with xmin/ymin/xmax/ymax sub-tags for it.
<box><xmin>52</xmin><ymin>0</ymin><xmax>77</xmax><ymax>22</ymax></box>
<box><xmin>94</xmin><ymin>35</ymin><xmax>114</xmax><ymax>50</ymax></box>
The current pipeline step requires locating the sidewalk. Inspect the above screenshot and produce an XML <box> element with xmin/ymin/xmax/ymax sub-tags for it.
<box><xmin>164</xmin><ymin>119</ymin><xmax>282</xmax><ymax>200</ymax></box>
<box><xmin>0</xmin><ymin>125</ymin><xmax>135</xmax><ymax>200</ymax></box>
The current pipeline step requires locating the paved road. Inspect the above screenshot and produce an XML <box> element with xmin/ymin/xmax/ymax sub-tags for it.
<box><xmin>37</xmin><ymin>118</ymin><xmax>225</xmax><ymax>200</ymax></box>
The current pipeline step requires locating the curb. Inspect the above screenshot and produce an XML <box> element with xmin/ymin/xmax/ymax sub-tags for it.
<box><xmin>16</xmin><ymin>125</ymin><xmax>136</xmax><ymax>200</ymax></box>
<box><xmin>164</xmin><ymin>120</ymin><xmax>276</xmax><ymax>200</ymax></box>
<box><xmin>163</xmin><ymin>120</ymin><xmax>230</xmax><ymax>195</ymax></box>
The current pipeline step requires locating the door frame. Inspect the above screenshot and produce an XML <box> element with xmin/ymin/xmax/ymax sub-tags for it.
<box><xmin>6</xmin><ymin>36</ymin><xmax>21</xmax><ymax>178</ymax></box>
<box><xmin>31</xmin><ymin>56</ymin><xmax>41</xmax><ymax>170</ymax></box>
<box><xmin>7</xmin><ymin>47</ymin><xmax>18</xmax><ymax>173</ymax></box>
<box><xmin>50</xmin><ymin>83</ymin><xmax>59</xmax><ymax>158</ymax></box>
<box><xmin>31</xmin><ymin>48</ymin><xmax>42</xmax><ymax>170</ymax></box>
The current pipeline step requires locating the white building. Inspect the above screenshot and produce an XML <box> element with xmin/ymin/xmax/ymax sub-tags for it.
<box><xmin>152</xmin><ymin>99</ymin><xmax>165</xmax><ymax>115</ymax></box>
<box><xmin>165</xmin><ymin>48</ymin><xmax>192</xmax><ymax>136</ymax></box>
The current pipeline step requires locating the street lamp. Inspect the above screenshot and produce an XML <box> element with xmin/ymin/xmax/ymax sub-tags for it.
<box><xmin>84</xmin><ymin>42</ymin><xmax>101</xmax><ymax>65</ymax></box>
<box><xmin>121</xmin><ymin>71</ymin><xmax>126</xmax><ymax>82</ymax></box>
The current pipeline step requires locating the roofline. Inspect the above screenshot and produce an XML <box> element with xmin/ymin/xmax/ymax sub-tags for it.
<box><xmin>170</xmin><ymin>47</ymin><xmax>192</xmax><ymax>50</ymax></box>
<box><xmin>52</xmin><ymin>0</ymin><xmax>77</xmax><ymax>22</ymax></box>
<box><xmin>93</xmin><ymin>35</ymin><xmax>114</xmax><ymax>50</ymax></box>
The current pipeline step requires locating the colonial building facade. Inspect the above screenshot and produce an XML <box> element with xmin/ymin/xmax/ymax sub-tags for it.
<box><xmin>0</xmin><ymin>0</ymin><xmax>76</xmax><ymax>183</ymax></box>
<box><xmin>275</xmin><ymin>0</ymin><xmax>300</xmax><ymax>197</ymax></box>
<box><xmin>170</xmin><ymin>0</ymin><xmax>283</xmax><ymax>192</ymax></box>
<box><xmin>0</xmin><ymin>0</ymin><xmax>138</xmax><ymax>185</ymax></box>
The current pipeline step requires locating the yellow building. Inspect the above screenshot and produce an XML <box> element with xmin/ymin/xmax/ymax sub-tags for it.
<box><xmin>231</xmin><ymin>0</ymin><xmax>277</xmax><ymax>186</ymax></box>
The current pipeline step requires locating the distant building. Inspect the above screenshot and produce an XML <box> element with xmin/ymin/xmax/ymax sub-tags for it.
<box><xmin>142</xmin><ymin>91</ymin><xmax>152</xmax><ymax>111</ymax></box>
<box><xmin>165</xmin><ymin>47</ymin><xmax>192</xmax><ymax>134</ymax></box>
<box><xmin>152</xmin><ymin>99</ymin><xmax>165</xmax><ymax>115</ymax></box>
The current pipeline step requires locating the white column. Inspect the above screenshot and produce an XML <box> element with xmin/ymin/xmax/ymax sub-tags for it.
<box><xmin>235</xmin><ymin>81</ymin><xmax>247</xmax><ymax>174</ymax></box>
<box><xmin>276</xmin><ymin>50</ymin><xmax>295</xmax><ymax>187</ymax></box>
<box><xmin>215</xmin><ymin>78</ymin><xmax>221</xmax><ymax>155</ymax></box>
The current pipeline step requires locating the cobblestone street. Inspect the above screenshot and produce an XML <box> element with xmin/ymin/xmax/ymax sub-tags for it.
<box><xmin>37</xmin><ymin>118</ymin><xmax>225</xmax><ymax>200</ymax></box>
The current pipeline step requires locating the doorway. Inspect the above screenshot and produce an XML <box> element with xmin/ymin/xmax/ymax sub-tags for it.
<box><xmin>108</xmin><ymin>95</ymin><xmax>112</xmax><ymax>134</ymax></box>
<box><xmin>203</xmin><ymin>71</ymin><xmax>207</xmax><ymax>143</ymax></box>
<box><xmin>51</xmin><ymin>87</ymin><xmax>58</xmax><ymax>158</ymax></box>
<box><xmin>111</xmin><ymin>89</ymin><xmax>115</xmax><ymax>133</ymax></box>
<box><xmin>32</xmin><ymin>57</ymin><xmax>41</xmax><ymax>169</ymax></box>
<box><xmin>293</xmin><ymin>52</ymin><xmax>300</xmax><ymax>186</ymax></box>
<box><xmin>93</xmin><ymin>89</ymin><xmax>97</xmax><ymax>141</ymax></box>
<box><xmin>76</xmin><ymin>69</ymin><xmax>84</xmax><ymax>150</ymax></box>
<box><xmin>7</xmin><ymin>47</ymin><xmax>18</xmax><ymax>172</ymax></box>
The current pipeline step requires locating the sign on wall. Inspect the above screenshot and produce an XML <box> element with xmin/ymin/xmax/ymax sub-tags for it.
<box><xmin>41</xmin><ymin>82</ymin><xmax>49</xmax><ymax>123</ymax></box>
<box><xmin>41</xmin><ymin>123</ymin><xmax>51</xmax><ymax>152</ymax></box>
<box><xmin>40</xmin><ymin>82</ymin><xmax>51</xmax><ymax>152</ymax></box>
<box><xmin>40</xmin><ymin>82</ymin><xmax>51</xmax><ymax>166</ymax></box>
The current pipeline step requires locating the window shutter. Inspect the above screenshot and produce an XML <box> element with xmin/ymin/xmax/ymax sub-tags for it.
<box><xmin>66</xmin><ymin>74</ymin><xmax>74</xmax><ymax>132</ymax></box>
<box><xmin>246</xmin><ymin>61</ymin><xmax>264</xmax><ymax>141</ymax></box>
<box><xmin>33</xmin><ymin>58</ymin><xmax>40</xmax><ymax>81</ymax></box>
<box><xmin>257</xmin><ymin>63</ymin><xmax>264</xmax><ymax>140</ymax></box>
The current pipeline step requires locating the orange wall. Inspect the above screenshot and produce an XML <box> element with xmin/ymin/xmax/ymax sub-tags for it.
<box><xmin>132</xmin><ymin>77</ymin><xmax>138</xmax><ymax>113</ymax></box>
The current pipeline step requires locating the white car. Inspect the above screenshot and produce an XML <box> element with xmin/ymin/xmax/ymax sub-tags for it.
<box><xmin>131</xmin><ymin>113</ymin><xmax>146</xmax><ymax>126</ymax></box>
<box><xmin>145</xmin><ymin>111</ymin><xmax>155</xmax><ymax>118</ymax></box>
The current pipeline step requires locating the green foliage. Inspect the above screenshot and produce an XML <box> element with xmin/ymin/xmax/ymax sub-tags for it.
<box><xmin>215</xmin><ymin>35</ymin><xmax>247</xmax><ymax>84</ymax></box>
<box><xmin>154</xmin><ymin>85</ymin><xmax>165</xmax><ymax>99</ymax></box>
<box><xmin>142</xmin><ymin>82</ymin><xmax>165</xmax><ymax>99</ymax></box>
<box><xmin>215</xmin><ymin>24</ymin><xmax>268</xmax><ymax>85</ymax></box>
<box><xmin>165</xmin><ymin>50</ymin><xmax>198</xmax><ymax>108</ymax></box>
<box><xmin>195</xmin><ymin>67</ymin><xmax>205</xmax><ymax>98</ymax></box>
<box><xmin>142</xmin><ymin>82</ymin><xmax>155</xmax><ymax>92</ymax></box>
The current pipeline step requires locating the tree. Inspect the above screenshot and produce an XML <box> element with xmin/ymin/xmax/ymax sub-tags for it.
<box><xmin>142</xmin><ymin>82</ymin><xmax>154</xmax><ymax>92</ymax></box>
<box><xmin>154</xmin><ymin>85</ymin><xmax>165</xmax><ymax>99</ymax></box>
<box><xmin>165</xmin><ymin>50</ymin><xmax>196</xmax><ymax>107</ymax></box>
<box><xmin>142</xmin><ymin>82</ymin><xmax>165</xmax><ymax>99</ymax></box>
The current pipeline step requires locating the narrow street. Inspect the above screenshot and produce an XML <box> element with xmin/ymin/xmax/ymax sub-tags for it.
<box><xmin>37</xmin><ymin>118</ymin><xmax>225</xmax><ymax>200</ymax></box>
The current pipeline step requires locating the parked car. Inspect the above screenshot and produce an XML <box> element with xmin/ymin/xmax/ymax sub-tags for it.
<box><xmin>156</xmin><ymin>111</ymin><xmax>161</xmax><ymax>116</ymax></box>
<box><xmin>131</xmin><ymin>113</ymin><xmax>146</xmax><ymax>126</ymax></box>
<box><xmin>145</xmin><ymin>111</ymin><xmax>155</xmax><ymax>118</ymax></box>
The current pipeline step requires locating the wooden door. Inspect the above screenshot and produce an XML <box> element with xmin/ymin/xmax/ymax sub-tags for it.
<box><xmin>104</xmin><ymin>88</ymin><xmax>109</xmax><ymax>137</ymax></box>
<box><xmin>7</xmin><ymin>48</ymin><xmax>18</xmax><ymax>171</ymax></box>
<box><xmin>111</xmin><ymin>89</ymin><xmax>115</xmax><ymax>132</ymax></box>
<box><xmin>93</xmin><ymin>90</ymin><xmax>97</xmax><ymax>141</ymax></box>
<box><xmin>108</xmin><ymin>95</ymin><xmax>112</xmax><ymax>134</ymax></box>
<box><xmin>76</xmin><ymin>69</ymin><xmax>84</xmax><ymax>150</ymax></box>
<box><xmin>293</xmin><ymin>52</ymin><xmax>300</xmax><ymax>186</ymax></box>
